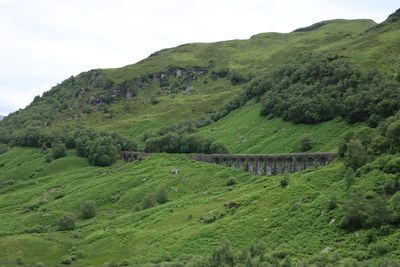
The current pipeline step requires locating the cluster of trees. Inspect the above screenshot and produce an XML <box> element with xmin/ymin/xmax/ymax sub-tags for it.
<box><xmin>144</xmin><ymin>119</ymin><xmax>228</xmax><ymax>154</ymax></box>
<box><xmin>338</xmin><ymin>112</ymin><xmax>400</xmax><ymax>231</ymax></box>
<box><xmin>1</xmin><ymin>126</ymin><xmax>136</xmax><ymax>167</ymax></box>
<box><xmin>244</xmin><ymin>53</ymin><xmax>400</xmax><ymax>124</ymax></box>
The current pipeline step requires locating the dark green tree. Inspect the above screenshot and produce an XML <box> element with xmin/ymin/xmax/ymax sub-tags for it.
<box><xmin>88</xmin><ymin>137</ymin><xmax>119</xmax><ymax>166</ymax></box>
<box><xmin>156</xmin><ymin>186</ymin><xmax>168</xmax><ymax>204</ymax></box>
<box><xmin>51</xmin><ymin>142</ymin><xmax>67</xmax><ymax>159</ymax></box>
<box><xmin>80</xmin><ymin>201</ymin><xmax>96</xmax><ymax>219</ymax></box>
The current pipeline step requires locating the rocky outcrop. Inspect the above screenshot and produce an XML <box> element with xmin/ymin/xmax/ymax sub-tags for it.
<box><xmin>135</xmin><ymin>66</ymin><xmax>208</xmax><ymax>89</ymax></box>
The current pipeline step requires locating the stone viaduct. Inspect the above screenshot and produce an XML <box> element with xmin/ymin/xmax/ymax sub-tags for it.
<box><xmin>121</xmin><ymin>151</ymin><xmax>337</xmax><ymax>176</ymax></box>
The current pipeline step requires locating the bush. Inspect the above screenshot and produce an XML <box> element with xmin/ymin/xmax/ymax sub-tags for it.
<box><xmin>80</xmin><ymin>201</ymin><xmax>96</xmax><ymax>219</ymax></box>
<box><xmin>226</xmin><ymin>178</ymin><xmax>237</xmax><ymax>186</ymax></box>
<box><xmin>344</xmin><ymin>139</ymin><xmax>370</xmax><ymax>170</ymax></box>
<box><xmin>156</xmin><ymin>186</ymin><xmax>168</xmax><ymax>204</ymax></box>
<box><xmin>388</xmin><ymin>192</ymin><xmax>400</xmax><ymax>224</ymax></box>
<box><xmin>210</xmin><ymin>242</ymin><xmax>235</xmax><ymax>267</ymax></box>
<box><xmin>368</xmin><ymin>242</ymin><xmax>392</xmax><ymax>257</ymax></box>
<box><xmin>58</xmin><ymin>214</ymin><xmax>76</xmax><ymax>231</ymax></box>
<box><xmin>150</xmin><ymin>96</ymin><xmax>159</xmax><ymax>105</ymax></box>
<box><xmin>328</xmin><ymin>196</ymin><xmax>337</xmax><ymax>210</ymax></box>
<box><xmin>51</xmin><ymin>142</ymin><xmax>67</xmax><ymax>159</ymax></box>
<box><xmin>340</xmin><ymin>187</ymin><xmax>367</xmax><ymax>230</ymax></box>
<box><xmin>299</xmin><ymin>134</ymin><xmax>313</xmax><ymax>152</ymax></box>
<box><xmin>250</xmin><ymin>241</ymin><xmax>266</xmax><ymax>258</ymax></box>
<box><xmin>0</xmin><ymin>143</ymin><xmax>9</xmax><ymax>154</ymax></box>
<box><xmin>384</xmin><ymin>156</ymin><xmax>400</xmax><ymax>174</ymax></box>
<box><xmin>61</xmin><ymin>256</ymin><xmax>73</xmax><ymax>265</ymax></box>
<box><xmin>142</xmin><ymin>193</ymin><xmax>157</xmax><ymax>209</ymax></box>
<box><xmin>280</xmin><ymin>174</ymin><xmax>290</xmax><ymax>187</ymax></box>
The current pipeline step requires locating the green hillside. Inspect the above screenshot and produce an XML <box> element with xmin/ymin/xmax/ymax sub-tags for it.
<box><xmin>1</xmin><ymin>16</ymin><xmax>399</xmax><ymax>143</ymax></box>
<box><xmin>1</xmin><ymin>148</ymin><xmax>400</xmax><ymax>266</ymax></box>
<box><xmin>199</xmin><ymin>102</ymin><xmax>367</xmax><ymax>154</ymax></box>
<box><xmin>1</xmin><ymin>8</ymin><xmax>400</xmax><ymax>267</ymax></box>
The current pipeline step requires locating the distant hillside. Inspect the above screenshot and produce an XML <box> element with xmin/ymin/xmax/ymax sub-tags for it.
<box><xmin>0</xmin><ymin>115</ymin><xmax>4</xmax><ymax>121</ymax></box>
<box><xmin>2</xmin><ymin>16</ymin><xmax>397</xmax><ymax>145</ymax></box>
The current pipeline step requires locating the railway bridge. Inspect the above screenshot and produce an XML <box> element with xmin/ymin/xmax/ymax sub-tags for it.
<box><xmin>121</xmin><ymin>151</ymin><xmax>337</xmax><ymax>176</ymax></box>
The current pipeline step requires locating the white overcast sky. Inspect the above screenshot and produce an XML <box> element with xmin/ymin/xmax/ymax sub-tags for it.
<box><xmin>0</xmin><ymin>0</ymin><xmax>399</xmax><ymax>115</ymax></box>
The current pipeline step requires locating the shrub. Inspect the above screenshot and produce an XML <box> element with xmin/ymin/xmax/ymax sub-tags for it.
<box><xmin>142</xmin><ymin>193</ymin><xmax>157</xmax><ymax>209</ymax></box>
<box><xmin>280</xmin><ymin>174</ymin><xmax>290</xmax><ymax>187</ymax></box>
<box><xmin>61</xmin><ymin>256</ymin><xmax>73</xmax><ymax>265</ymax></box>
<box><xmin>250</xmin><ymin>241</ymin><xmax>266</xmax><ymax>258</ymax></box>
<box><xmin>226</xmin><ymin>178</ymin><xmax>237</xmax><ymax>186</ymax></box>
<box><xmin>340</xmin><ymin>187</ymin><xmax>367</xmax><ymax>230</ymax></box>
<box><xmin>365</xmin><ymin>196</ymin><xmax>389</xmax><ymax>228</ymax></box>
<box><xmin>150</xmin><ymin>96</ymin><xmax>159</xmax><ymax>105</ymax></box>
<box><xmin>384</xmin><ymin>156</ymin><xmax>400</xmax><ymax>174</ymax></box>
<box><xmin>80</xmin><ymin>201</ymin><xmax>96</xmax><ymax>219</ymax></box>
<box><xmin>368</xmin><ymin>242</ymin><xmax>392</xmax><ymax>257</ymax></box>
<box><xmin>156</xmin><ymin>186</ymin><xmax>169</xmax><ymax>204</ymax></box>
<box><xmin>388</xmin><ymin>192</ymin><xmax>400</xmax><ymax>224</ymax></box>
<box><xmin>201</xmin><ymin>211</ymin><xmax>224</xmax><ymax>224</ymax></box>
<box><xmin>51</xmin><ymin>142</ymin><xmax>67</xmax><ymax>159</ymax></box>
<box><xmin>0</xmin><ymin>143</ymin><xmax>8</xmax><ymax>154</ymax></box>
<box><xmin>344</xmin><ymin>139</ymin><xmax>370</xmax><ymax>170</ymax></box>
<box><xmin>210</xmin><ymin>241</ymin><xmax>235</xmax><ymax>267</ymax></box>
<box><xmin>328</xmin><ymin>196</ymin><xmax>338</xmax><ymax>210</ymax></box>
<box><xmin>344</xmin><ymin>168</ymin><xmax>355</xmax><ymax>188</ymax></box>
<box><xmin>210</xmin><ymin>142</ymin><xmax>228</xmax><ymax>154</ymax></box>
<box><xmin>58</xmin><ymin>214</ymin><xmax>76</xmax><ymax>231</ymax></box>
<box><xmin>368</xmin><ymin>114</ymin><xmax>381</xmax><ymax>128</ymax></box>
<box><xmin>299</xmin><ymin>134</ymin><xmax>313</xmax><ymax>152</ymax></box>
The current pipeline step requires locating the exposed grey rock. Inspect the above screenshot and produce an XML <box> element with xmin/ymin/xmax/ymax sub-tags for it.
<box><xmin>170</xmin><ymin>168</ymin><xmax>181</xmax><ymax>174</ymax></box>
<box><xmin>321</xmin><ymin>246</ymin><xmax>331</xmax><ymax>254</ymax></box>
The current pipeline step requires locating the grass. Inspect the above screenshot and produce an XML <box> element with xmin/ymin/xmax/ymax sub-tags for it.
<box><xmin>1</xmin><ymin>147</ymin><xmax>399</xmax><ymax>266</ymax></box>
<box><xmin>199</xmin><ymin>102</ymin><xmax>367</xmax><ymax>154</ymax></box>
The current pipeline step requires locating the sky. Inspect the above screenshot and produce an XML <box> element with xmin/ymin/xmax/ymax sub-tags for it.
<box><xmin>0</xmin><ymin>0</ymin><xmax>399</xmax><ymax>115</ymax></box>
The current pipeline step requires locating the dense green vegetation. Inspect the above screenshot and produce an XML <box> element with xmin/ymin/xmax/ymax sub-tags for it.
<box><xmin>0</xmin><ymin>8</ymin><xmax>400</xmax><ymax>266</ymax></box>
<box><xmin>246</xmin><ymin>53</ymin><xmax>400</xmax><ymax>124</ymax></box>
<box><xmin>0</xmin><ymin>147</ymin><xmax>400</xmax><ymax>266</ymax></box>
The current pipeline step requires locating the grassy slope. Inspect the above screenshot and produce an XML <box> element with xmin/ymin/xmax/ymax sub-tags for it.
<box><xmin>199</xmin><ymin>103</ymin><xmax>366</xmax><ymax>154</ymax></box>
<box><xmin>54</xmin><ymin>19</ymin><xmax>382</xmax><ymax>144</ymax></box>
<box><xmin>1</xmin><ymin>148</ymin><xmax>399</xmax><ymax>266</ymax></box>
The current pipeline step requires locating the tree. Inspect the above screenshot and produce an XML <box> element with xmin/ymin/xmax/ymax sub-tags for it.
<box><xmin>80</xmin><ymin>201</ymin><xmax>96</xmax><ymax>219</ymax></box>
<box><xmin>210</xmin><ymin>142</ymin><xmax>228</xmax><ymax>154</ymax></box>
<box><xmin>340</xmin><ymin>187</ymin><xmax>367</xmax><ymax>230</ymax></box>
<box><xmin>88</xmin><ymin>137</ymin><xmax>119</xmax><ymax>166</ymax></box>
<box><xmin>156</xmin><ymin>186</ymin><xmax>168</xmax><ymax>204</ymax></box>
<box><xmin>142</xmin><ymin>193</ymin><xmax>157</xmax><ymax>209</ymax></box>
<box><xmin>386</xmin><ymin>120</ymin><xmax>400</xmax><ymax>152</ymax></box>
<box><xmin>343</xmin><ymin>139</ymin><xmax>369</xmax><ymax>170</ymax></box>
<box><xmin>299</xmin><ymin>134</ymin><xmax>313</xmax><ymax>152</ymax></box>
<box><xmin>51</xmin><ymin>142</ymin><xmax>67</xmax><ymax>159</ymax></box>
<box><xmin>58</xmin><ymin>214</ymin><xmax>76</xmax><ymax>231</ymax></box>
